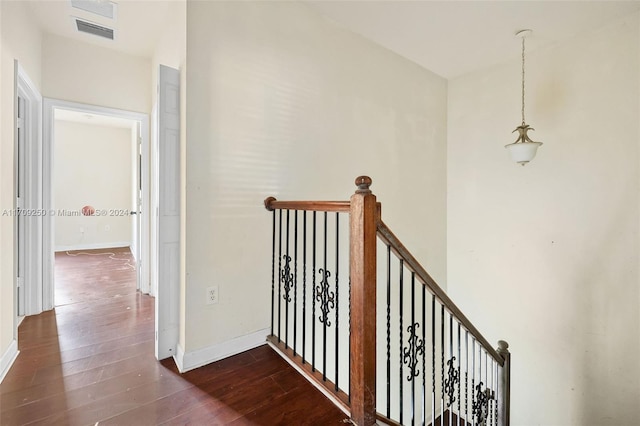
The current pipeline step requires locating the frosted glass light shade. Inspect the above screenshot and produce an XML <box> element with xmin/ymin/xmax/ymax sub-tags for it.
<box><xmin>505</xmin><ymin>141</ymin><xmax>542</xmax><ymax>165</ymax></box>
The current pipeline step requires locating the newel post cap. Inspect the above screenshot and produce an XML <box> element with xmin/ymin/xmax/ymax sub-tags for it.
<box><xmin>354</xmin><ymin>176</ymin><xmax>372</xmax><ymax>194</ymax></box>
<box><xmin>497</xmin><ymin>340</ymin><xmax>510</xmax><ymax>354</ymax></box>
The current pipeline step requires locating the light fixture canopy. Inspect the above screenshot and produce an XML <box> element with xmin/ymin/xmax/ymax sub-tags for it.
<box><xmin>505</xmin><ymin>29</ymin><xmax>542</xmax><ymax>166</ymax></box>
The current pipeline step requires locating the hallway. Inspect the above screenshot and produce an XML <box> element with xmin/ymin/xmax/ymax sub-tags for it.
<box><xmin>0</xmin><ymin>248</ymin><xmax>347</xmax><ymax>425</ymax></box>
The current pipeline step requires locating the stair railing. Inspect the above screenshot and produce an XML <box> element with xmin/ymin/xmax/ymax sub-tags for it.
<box><xmin>264</xmin><ymin>176</ymin><xmax>510</xmax><ymax>426</ymax></box>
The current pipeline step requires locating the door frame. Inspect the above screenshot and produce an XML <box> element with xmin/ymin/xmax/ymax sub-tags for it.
<box><xmin>42</xmin><ymin>99</ymin><xmax>151</xmax><ymax>310</ymax></box>
<box><xmin>14</xmin><ymin>62</ymin><xmax>43</xmax><ymax>321</ymax></box>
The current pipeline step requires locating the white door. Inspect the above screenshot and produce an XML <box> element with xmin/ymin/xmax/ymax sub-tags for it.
<box><xmin>155</xmin><ymin>65</ymin><xmax>181</xmax><ymax>360</ymax></box>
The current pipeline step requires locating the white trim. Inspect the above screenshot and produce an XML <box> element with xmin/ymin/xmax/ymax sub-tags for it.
<box><xmin>175</xmin><ymin>328</ymin><xmax>269</xmax><ymax>373</ymax></box>
<box><xmin>267</xmin><ymin>341</ymin><xmax>351</xmax><ymax>417</ymax></box>
<box><xmin>43</xmin><ymin>99</ymin><xmax>150</xmax><ymax>311</ymax></box>
<box><xmin>174</xmin><ymin>342</ymin><xmax>186</xmax><ymax>372</ymax></box>
<box><xmin>0</xmin><ymin>340</ymin><xmax>19</xmax><ymax>383</ymax></box>
<box><xmin>15</xmin><ymin>62</ymin><xmax>43</xmax><ymax>319</ymax></box>
<box><xmin>54</xmin><ymin>242</ymin><xmax>131</xmax><ymax>252</ymax></box>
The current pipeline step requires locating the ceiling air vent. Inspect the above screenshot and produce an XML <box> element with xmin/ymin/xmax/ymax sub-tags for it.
<box><xmin>75</xmin><ymin>18</ymin><xmax>114</xmax><ymax>40</ymax></box>
<box><xmin>70</xmin><ymin>0</ymin><xmax>116</xmax><ymax>20</ymax></box>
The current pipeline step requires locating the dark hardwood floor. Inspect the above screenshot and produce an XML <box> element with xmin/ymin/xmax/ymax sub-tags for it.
<box><xmin>1</xmin><ymin>248</ymin><xmax>348</xmax><ymax>425</ymax></box>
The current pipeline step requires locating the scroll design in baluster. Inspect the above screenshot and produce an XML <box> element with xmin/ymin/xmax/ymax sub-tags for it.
<box><xmin>402</xmin><ymin>323</ymin><xmax>425</xmax><ymax>381</ymax></box>
<box><xmin>281</xmin><ymin>255</ymin><xmax>294</xmax><ymax>303</ymax></box>
<box><xmin>472</xmin><ymin>382</ymin><xmax>495</xmax><ymax>425</ymax></box>
<box><xmin>444</xmin><ymin>356</ymin><xmax>460</xmax><ymax>407</ymax></box>
<box><xmin>316</xmin><ymin>268</ymin><xmax>335</xmax><ymax>326</ymax></box>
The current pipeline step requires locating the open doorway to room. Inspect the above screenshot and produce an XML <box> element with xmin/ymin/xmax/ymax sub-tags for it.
<box><xmin>39</xmin><ymin>100</ymin><xmax>151</xmax><ymax>317</ymax></box>
<box><xmin>51</xmin><ymin>108</ymin><xmax>142</xmax><ymax>308</ymax></box>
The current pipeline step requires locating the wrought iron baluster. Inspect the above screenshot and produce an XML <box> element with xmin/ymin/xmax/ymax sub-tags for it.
<box><xmin>399</xmin><ymin>259</ymin><xmax>404</xmax><ymax>425</ymax></box>
<box><xmin>271</xmin><ymin>210</ymin><xmax>275</xmax><ymax>336</ymax></box>
<box><xmin>311</xmin><ymin>211</ymin><xmax>316</xmax><ymax>371</ymax></box>
<box><xmin>284</xmin><ymin>210</ymin><xmax>291</xmax><ymax>347</ymax></box>
<box><xmin>277</xmin><ymin>210</ymin><xmax>282</xmax><ymax>342</ymax></box>
<box><xmin>472</xmin><ymin>339</ymin><xmax>476</xmax><ymax>426</ymax></box>
<box><xmin>444</xmin><ymin>313</ymin><xmax>458</xmax><ymax>424</ymax></box>
<box><xmin>302</xmin><ymin>211</ymin><xmax>307</xmax><ymax>364</ymax></box>
<box><xmin>441</xmin><ymin>304</ymin><xmax>444</xmax><ymax>426</ymax></box>
<box><xmin>421</xmin><ymin>283</ymin><xmax>426</xmax><ymax>426</ymax></box>
<box><xmin>386</xmin><ymin>244</ymin><xmax>391</xmax><ymax>419</ymax></box>
<box><xmin>494</xmin><ymin>359</ymin><xmax>498</xmax><ymax>426</ymax></box>
<box><xmin>400</xmin><ymin>273</ymin><xmax>425</xmax><ymax>425</ymax></box>
<box><xmin>411</xmin><ymin>273</ymin><xmax>416</xmax><ymax>426</ymax></box>
<box><xmin>485</xmin><ymin>350</ymin><xmax>488</xmax><ymax>425</ymax></box>
<box><xmin>449</xmin><ymin>314</ymin><xmax>453</xmax><ymax>426</ymax></box>
<box><xmin>489</xmin><ymin>358</ymin><xmax>496</xmax><ymax>425</ymax></box>
<box><xmin>334</xmin><ymin>212</ymin><xmax>339</xmax><ymax>391</ymax></box>
<box><xmin>322</xmin><ymin>211</ymin><xmax>328</xmax><ymax>380</ymax></box>
<box><xmin>457</xmin><ymin>322</ymin><xmax>462</xmax><ymax>424</ymax></box>
<box><xmin>431</xmin><ymin>294</ymin><xmax>436</xmax><ymax>425</ymax></box>
<box><xmin>293</xmin><ymin>211</ymin><xmax>298</xmax><ymax>355</ymax></box>
<box><xmin>465</xmin><ymin>331</ymin><xmax>469</xmax><ymax>425</ymax></box>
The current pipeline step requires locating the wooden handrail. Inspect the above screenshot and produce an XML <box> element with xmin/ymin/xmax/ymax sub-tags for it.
<box><xmin>376</xmin><ymin>220</ymin><xmax>505</xmax><ymax>366</ymax></box>
<box><xmin>264</xmin><ymin>197</ymin><xmax>350</xmax><ymax>212</ymax></box>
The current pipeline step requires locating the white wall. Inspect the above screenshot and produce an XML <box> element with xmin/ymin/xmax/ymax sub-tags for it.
<box><xmin>53</xmin><ymin>120</ymin><xmax>133</xmax><ymax>251</ymax></box>
<box><xmin>0</xmin><ymin>0</ymin><xmax>42</xmax><ymax>376</ymax></box>
<box><xmin>185</xmin><ymin>1</ymin><xmax>447</xmax><ymax>358</ymax></box>
<box><xmin>42</xmin><ymin>33</ymin><xmax>150</xmax><ymax>114</ymax></box>
<box><xmin>448</xmin><ymin>14</ymin><xmax>640</xmax><ymax>425</ymax></box>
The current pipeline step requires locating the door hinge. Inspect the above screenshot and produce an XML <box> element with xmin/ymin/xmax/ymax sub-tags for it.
<box><xmin>17</xmin><ymin>118</ymin><xmax>24</xmax><ymax>129</ymax></box>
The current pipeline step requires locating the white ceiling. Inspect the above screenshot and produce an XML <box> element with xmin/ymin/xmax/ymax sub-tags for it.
<box><xmin>306</xmin><ymin>1</ymin><xmax>640</xmax><ymax>79</ymax></box>
<box><xmin>24</xmin><ymin>1</ymin><xmax>640</xmax><ymax>79</ymax></box>
<box><xmin>26</xmin><ymin>0</ymin><xmax>174</xmax><ymax>58</ymax></box>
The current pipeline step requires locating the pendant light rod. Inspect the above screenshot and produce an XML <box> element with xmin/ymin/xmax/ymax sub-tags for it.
<box><xmin>516</xmin><ymin>29</ymin><xmax>532</xmax><ymax>125</ymax></box>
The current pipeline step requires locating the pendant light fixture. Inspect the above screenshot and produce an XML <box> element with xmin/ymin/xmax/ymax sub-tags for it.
<box><xmin>505</xmin><ymin>29</ymin><xmax>542</xmax><ymax>166</ymax></box>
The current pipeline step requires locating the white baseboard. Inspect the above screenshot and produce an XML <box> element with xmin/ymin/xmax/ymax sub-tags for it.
<box><xmin>0</xmin><ymin>339</ymin><xmax>19</xmax><ymax>383</ymax></box>
<box><xmin>174</xmin><ymin>328</ymin><xmax>269</xmax><ymax>373</ymax></box>
<box><xmin>55</xmin><ymin>242</ymin><xmax>131</xmax><ymax>252</ymax></box>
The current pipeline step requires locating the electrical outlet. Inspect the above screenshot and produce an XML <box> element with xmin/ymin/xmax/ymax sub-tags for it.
<box><xmin>206</xmin><ymin>285</ymin><xmax>219</xmax><ymax>305</ymax></box>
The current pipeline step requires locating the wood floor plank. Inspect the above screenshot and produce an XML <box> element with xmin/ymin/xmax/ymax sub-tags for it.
<box><xmin>0</xmin><ymin>248</ymin><xmax>347</xmax><ymax>425</ymax></box>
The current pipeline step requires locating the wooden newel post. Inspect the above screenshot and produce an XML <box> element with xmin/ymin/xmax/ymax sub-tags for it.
<box><xmin>350</xmin><ymin>176</ymin><xmax>377</xmax><ymax>426</ymax></box>
<box><xmin>497</xmin><ymin>340</ymin><xmax>511</xmax><ymax>426</ymax></box>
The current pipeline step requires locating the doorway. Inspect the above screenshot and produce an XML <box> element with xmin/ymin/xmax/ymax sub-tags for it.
<box><xmin>41</xmin><ymin>100</ymin><xmax>151</xmax><ymax>311</ymax></box>
<box><xmin>51</xmin><ymin>108</ymin><xmax>142</xmax><ymax>306</ymax></box>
